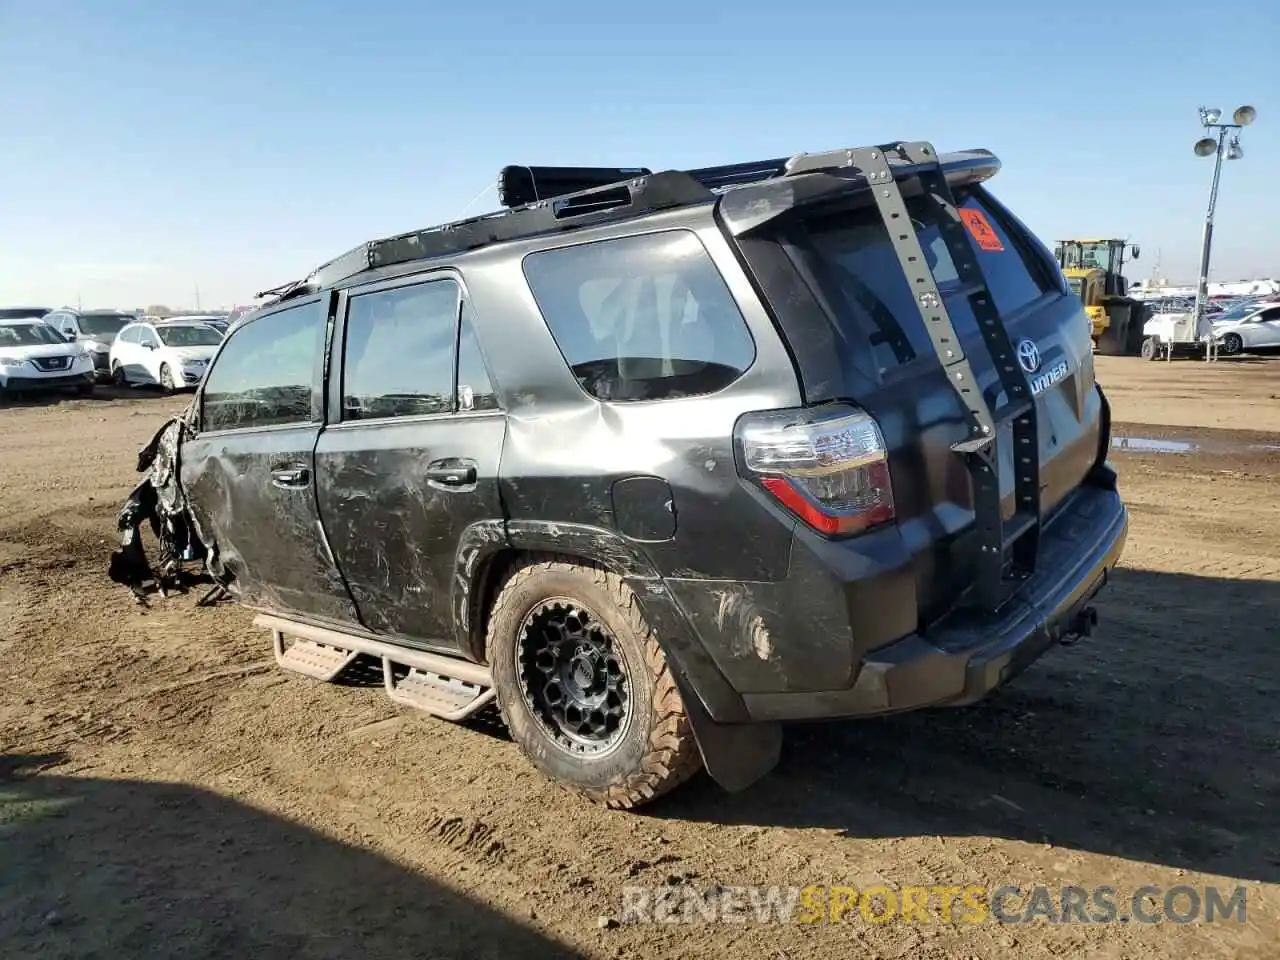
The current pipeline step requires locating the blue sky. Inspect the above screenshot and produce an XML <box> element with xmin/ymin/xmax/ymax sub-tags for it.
<box><xmin>1</xmin><ymin>0</ymin><xmax>1275</xmax><ymax>309</ymax></box>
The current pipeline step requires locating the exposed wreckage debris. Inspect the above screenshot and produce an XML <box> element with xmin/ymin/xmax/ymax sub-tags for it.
<box><xmin>107</xmin><ymin>407</ymin><xmax>227</xmax><ymax>606</ymax></box>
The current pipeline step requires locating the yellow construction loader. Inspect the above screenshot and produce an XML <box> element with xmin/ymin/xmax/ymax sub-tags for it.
<box><xmin>1054</xmin><ymin>239</ymin><xmax>1148</xmax><ymax>355</ymax></box>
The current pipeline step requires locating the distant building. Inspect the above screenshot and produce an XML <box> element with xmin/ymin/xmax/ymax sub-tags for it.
<box><xmin>1129</xmin><ymin>278</ymin><xmax>1279</xmax><ymax>300</ymax></box>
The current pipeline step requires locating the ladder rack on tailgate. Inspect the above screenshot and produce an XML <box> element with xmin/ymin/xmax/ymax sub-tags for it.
<box><xmin>786</xmin><ymin>142</ymin><xmax>1042</xmax><ymax>613</ymax></box>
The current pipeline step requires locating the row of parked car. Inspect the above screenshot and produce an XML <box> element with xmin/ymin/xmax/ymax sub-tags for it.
<box><xmin>1140</xmin><ymin>294</ymin><xmax>1280</xmax><ymax>359</ymax></box>
<box><xmin>0</xmin><ymin>306</ymin><xmax>237</xmax><ymax>398</ymax></box>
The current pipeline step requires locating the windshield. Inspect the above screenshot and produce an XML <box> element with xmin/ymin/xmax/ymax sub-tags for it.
<box><xmin>80</xmin><ymin>313</ymin><xmax>134</xmax><ymax>337</ymax></box>
<box><xmin>1059</xmin><ymin>242</ymin><xmax>1116</xmax><ymax>272</ymax></box>
<box><xmin>157</xmin><ymin>324</ymin><xmax>224</xmax><ymax>347</ymax></box>
<box><xmin>0</xmin><ymin>322</ymin><xmax>65</xmax><ymax>346</ymax></box>
<box><xmin>0</xmin><ymin>308</ymin><xmax>51</xmax><ymax>320</ymax></box>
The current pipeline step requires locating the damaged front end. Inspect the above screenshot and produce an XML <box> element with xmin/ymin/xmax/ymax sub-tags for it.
<box><xmin>107</xmin><ymin>404</ymin><xmax>224</xmax><ymax>605</ymax></box>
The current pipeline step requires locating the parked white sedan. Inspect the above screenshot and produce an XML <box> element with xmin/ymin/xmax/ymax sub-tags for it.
<box><xmin>0</xmin><ymin>319</ymin><xmax>96</xmax><ymax>397</ymax></box>
<box><xmin>109</xmin><ymin>319</ymin><xmax>225</xmax><ymax>391</ymax></box>
<box><xmin>1211</xmin><ymin>300</ymin><xmax>1280</xmax><ymax>355</ymax></box>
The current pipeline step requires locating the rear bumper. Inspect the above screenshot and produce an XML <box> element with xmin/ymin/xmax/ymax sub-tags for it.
<box><xmin>737</xmin><ymin>482</ymin><xmax>1129</xmax><ymax>722</ymax></box>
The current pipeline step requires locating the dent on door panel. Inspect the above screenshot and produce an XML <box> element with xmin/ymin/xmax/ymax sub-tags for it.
<box><xmin>181</xmin><ymin>435</ymin><xmax>358</xmax><ymax>623</ymax></box>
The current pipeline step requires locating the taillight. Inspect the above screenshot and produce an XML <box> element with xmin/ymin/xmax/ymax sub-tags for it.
<box><xmin>736</xmin><ymin>405</ymin><xmax>895</xmax><ymax>537</ymax></box>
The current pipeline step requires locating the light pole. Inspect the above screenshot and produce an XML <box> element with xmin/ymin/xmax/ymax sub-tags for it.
<box><xmin>1191</xmin><ymin>105</ymin><xmax>1256</xmax><ymax>338</ymax></box>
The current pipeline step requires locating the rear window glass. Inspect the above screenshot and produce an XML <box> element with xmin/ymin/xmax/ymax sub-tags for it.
<box><xmin>791</xmin><ymin>187</ymin><xmax>1055</xmax><ymax>369</ymax></box>
<box><xmin>341</xmin><ymin>279</ymin><xmax>459</xmax><ymax>421</ymax></box>
<box><xmin>522</xmin><ymin>230</ymin><xmax>756</xmax><ymax>402</ymax></box>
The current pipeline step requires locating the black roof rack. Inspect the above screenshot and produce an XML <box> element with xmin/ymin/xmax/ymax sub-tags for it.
<box><xmin>278</xmin><ymin>141</ymin><xmax>999</xmax><ymax>296</ymax></box>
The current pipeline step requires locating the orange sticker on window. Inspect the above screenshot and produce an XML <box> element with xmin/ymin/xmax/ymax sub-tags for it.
<box><xmin>959</xmin><ymin>208</ymin><xmax>1005</xmax><ymax>252</ymax></box>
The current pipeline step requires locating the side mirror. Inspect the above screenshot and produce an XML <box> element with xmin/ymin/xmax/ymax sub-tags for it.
<box><xmin>1131</xmin><ymin>244</ymin><xmax>1141</xmax><ymax>260</ymax></box>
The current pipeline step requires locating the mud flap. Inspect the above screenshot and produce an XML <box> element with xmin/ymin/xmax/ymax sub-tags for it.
<box><xmin>673</xmin><ymin>672</ymin><xmax>782</xmax><ymax>792</ymax></box>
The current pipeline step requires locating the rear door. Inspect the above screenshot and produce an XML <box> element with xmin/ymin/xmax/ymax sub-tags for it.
<box><xmin>741</xmin><ymin>180</ymin><xmax>1099</xmax><ymax>621</ymax></box>
<box><xmin>313</xmin><ymin>273</ymin><xmax>506</xmax><ymax>653</ymax></box>
<box><xmin>114</xmin><ymin>326</ymin><xmax>145</xmax><ymax>381</ymax></box>
<box><xmin>181</xmin><ymin>297</ymin><xmax>362</xmax><ymax>626</ymax></box>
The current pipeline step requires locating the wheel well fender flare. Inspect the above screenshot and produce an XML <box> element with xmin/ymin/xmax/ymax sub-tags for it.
<box><xmin>452</xmin><ymin>518</ymin><xmax>751</xmax><ymax>726</ymax></box>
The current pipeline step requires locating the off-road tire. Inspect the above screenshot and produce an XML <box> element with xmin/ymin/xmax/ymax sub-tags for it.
<box><xmin>486</xmin><ymin>556</ymin><xmax>703</xmax><ymax>809</ymax></box>
<box><xmin>1125</xmin><ymin>305</ymin><xmax>1148</xmax><ymax>355</ymax></box>
<box><xmin>159</xmin><ymin>363</ymin><xmax>176</xmax><ymax>392</ymax></box>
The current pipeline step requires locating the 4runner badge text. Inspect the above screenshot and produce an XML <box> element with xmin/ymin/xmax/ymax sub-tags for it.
<box><xmin>1016</xmin><ymin>338</ymin><xmax>1069</xmax><ymax>396</ymax></box>
<box><xmin>1028</xmin><ymin>360</ymin><xmax>1069</xmax><ymax>396</ymax></box>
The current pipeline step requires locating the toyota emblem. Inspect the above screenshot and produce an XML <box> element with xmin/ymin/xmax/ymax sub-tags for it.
<box><xmin>1016</xmin><ymin>339</ymin><xmax>1041</xmax><ymax>374</ymax></box>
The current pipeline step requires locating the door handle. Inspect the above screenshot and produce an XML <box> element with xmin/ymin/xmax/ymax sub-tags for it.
<box><xmin>271</xmin><ymin>467</ymin><xmax>310</xmax><ymax>489</ymax></box>
<box><xmin>425</xmin><ymin>460</ymin><xmax>476</xmax><ymax>487</ymax></box>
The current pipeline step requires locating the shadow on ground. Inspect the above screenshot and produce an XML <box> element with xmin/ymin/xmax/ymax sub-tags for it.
<box><xmin>651</xmin><ymin>567</ymin><xmax>1280</xmax><ymax>884</ymax></box>
<box><xmin>0</xmin><ymin>754</ymin><xmax>583</xmax><ymax>959</ymax></box>
<box><xmin>0</xmin><ymin>383</ymin><xmax>189</xmax><ymax>409</ymax></box>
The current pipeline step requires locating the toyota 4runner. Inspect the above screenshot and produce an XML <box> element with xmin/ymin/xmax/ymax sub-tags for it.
<box><xmin>116</xmin><ymin>140</ymin><xmax>1128</xmax><ymax>809</ymax></box>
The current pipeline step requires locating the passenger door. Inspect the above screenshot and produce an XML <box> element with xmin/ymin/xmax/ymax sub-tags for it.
<box><xmin>314</xmin><ymin>273</ymin><xmax>506</xmax><ymax>653</ymax></box>
<box><xmin>181</xmin><ymin>296</ymin><xmax>362</xmax><ymax>627</ymax></box>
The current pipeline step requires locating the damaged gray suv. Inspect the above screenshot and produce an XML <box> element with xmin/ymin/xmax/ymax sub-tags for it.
<box><xmin>112</xmin><ymin>140</ymin><xmax>1128</xmax><ymax>809</ymax></box>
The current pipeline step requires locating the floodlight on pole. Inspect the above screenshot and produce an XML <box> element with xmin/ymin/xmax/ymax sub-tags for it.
<box><xmin>1191</xmin><ymin>104</ymin><xmax>1258</xmax><ymax>341</ymax></box>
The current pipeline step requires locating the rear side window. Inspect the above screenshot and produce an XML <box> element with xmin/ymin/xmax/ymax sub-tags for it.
<box><xmin>341</xmin><ymin>278</ymin><xmax>459</xmax><ymax>421</ymax></box>
<box><xmin>522</xmin><ymin>230</ymin><xmax>756</xmax><ymax>402</ymax></box>
<box><xmin>792</xmin><ymin>187</ymin><xmax>1056</xmax><ymax>369</ymax></box>
<box><xmin>201</xmin><ymin>300</ymin><xmax>323</xmax><ymax>432</ymax></box>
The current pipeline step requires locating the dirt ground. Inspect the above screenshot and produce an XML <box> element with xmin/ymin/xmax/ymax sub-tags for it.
<box><xmin>2</xmin><ymin>355</ymin><xmax>1277</xmax><ymax>960</ymax></box>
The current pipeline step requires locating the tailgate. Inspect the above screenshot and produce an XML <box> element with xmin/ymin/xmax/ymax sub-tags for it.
<box><xmin>725</xmin><ymin>155</ymin><xmax>1103</xmax><ymax>625</ymax></box>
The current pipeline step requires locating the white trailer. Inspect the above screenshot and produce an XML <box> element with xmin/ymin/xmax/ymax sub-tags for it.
<box><xmin>1140</xmin><ymin>311</ymin><xmax>1220</xmax><ymax>361</ymax></box>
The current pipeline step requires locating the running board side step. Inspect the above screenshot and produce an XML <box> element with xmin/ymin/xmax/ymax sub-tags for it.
<box><xmin>272</xmin><ymin>631</ymin><xmax>360</xmax><ymax>681</ymax></box>
<box><xmin>256</xmin><ymin>614</ymin><xmax>494</xmax><ymax>722</ymax></box>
